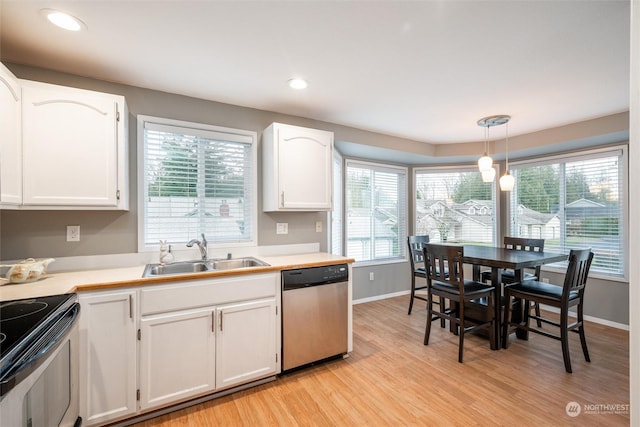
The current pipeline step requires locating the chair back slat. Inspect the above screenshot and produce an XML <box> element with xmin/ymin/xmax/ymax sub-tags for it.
<box><xmin>408</xmin><ymin>235</ymin><xmax>429</xmax><ymax>272</ymax></box>
<box><xmin>504</xmin><ymin>236</ymin><xmax>545</xmax><ymax>253</ymax></box>
<box><xmin>504</xmin><ymin>237</ymin><xmax>545</xmax><ymax>278</ymax></box>
<box><xmin>424</xmin><ymin>243</ymin><xmax>465</xmax><ymax>292</ymax></box>
<box><xmin>563</xmin><ymin>248</ymin><xmax>594</xmax><ymax>300</ymax></box>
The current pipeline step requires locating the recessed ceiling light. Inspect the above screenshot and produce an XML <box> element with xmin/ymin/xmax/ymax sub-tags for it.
<box><xmin>288</xmin><ymin>78</ymin><xmax>308</xmax><ymax>90</ymax></box>
<box><xmin>41</xmin><ymin>9</ymin><xmax>86</xmax><ymax>32</ymax></box>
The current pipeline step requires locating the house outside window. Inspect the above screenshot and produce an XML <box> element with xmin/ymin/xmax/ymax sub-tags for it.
<box><xmin>137</xmin><ymin>115</ymin><xmax>257</xmax><ymax>251</ymax></box>
<box><xmin>509</xmin><ymin>146</ymin><xmax>627</xmax><ymax>278</ymax></box>
<box><xmin>414</xmin><ymin>166</ymin><xmax>497</xmax><ymax>245</ymax></box>
<box><xmin>345</xmin><ymin>160</ymin><xmax>407</xmax><ymax>262</ymax></box>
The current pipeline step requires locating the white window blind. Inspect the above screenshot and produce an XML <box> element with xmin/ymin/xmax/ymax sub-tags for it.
<box><xmin>414</xmin><ymin>167</ymin><xmax>497</xmax><ymax>245</ymax></box>
<box><xmin>331</xmin><ymin>150</ymin><xmax>343</xmax><ymax>256</ymax></box>
<box><xmin>510</xmin><ymin>147</ymin><xmax>626</xmax><ymax>277</ymax></box>
<box><xmin>138</xmin><ymin>116</ymin><xmax>257</xmax><ymax>249</ymax></box>
<box><xmin>345</xmin><ymin>160</ymin><xmax>407</xmax><ymax>262</ymax></box>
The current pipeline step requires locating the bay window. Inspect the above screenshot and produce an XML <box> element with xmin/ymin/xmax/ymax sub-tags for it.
<box><xmin>509</xmin><ymin>146</ymin><xmax>626</xmax><ymax>277</ymax></box>
<box><xmin>414</xmin><ymin>166</ymin><xmax>497</xmax><ymax>245</ymax></box>
<box><xmin>345</xmin><ymin>160</ymin><xmax>407</xmax><ymax>262</ymax></box>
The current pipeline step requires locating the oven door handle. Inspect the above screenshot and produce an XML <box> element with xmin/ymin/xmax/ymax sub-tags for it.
<box><xmin>0</xmin><ymin>303</ymin><xmax>80</xmax><ymax>397</ymax></box>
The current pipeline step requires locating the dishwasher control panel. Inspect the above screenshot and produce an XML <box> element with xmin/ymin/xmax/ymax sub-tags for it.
<box><xmin>282</xmin><ymin>264</ymin><xmax>348</xmax><ymax>290</ymax></box>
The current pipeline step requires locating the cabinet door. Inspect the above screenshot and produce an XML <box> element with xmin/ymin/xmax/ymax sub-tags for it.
<box><xmin>21</xmin><ymin>81</ymin><xmax>125</xmax><ymax>208</ymax></box>
<box><xmin>79</xmin><ymin>291</ymin><xmax>137</xmax><ymax>426</ymax></box>
<box><xmin>277</xmin><ymin>124</ymin><xmax>333</xmax><ymax>210</ymax></box>
<box><xmin>0</xmin><ymin>62</ymin><xmax>22</xmax><ymax>206</ymax></box>
<box><xmin>139</xmin><ymin>308</ymin><xmax>216</xmax><ymax>410</ymax></box>
<box><xmin>216</xmin><ymin>298</ymin><xmax>277</xmax><ymax>390</ymax></box>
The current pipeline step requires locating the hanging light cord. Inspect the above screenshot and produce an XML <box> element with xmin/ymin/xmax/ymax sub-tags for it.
<box><xmin>505</xmin><ymin>121</ymin><xmax>509</xmax><ymax>172</ymax></box>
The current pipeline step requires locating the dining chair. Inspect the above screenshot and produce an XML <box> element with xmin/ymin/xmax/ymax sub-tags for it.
<box><xmin>423</xmin><ymin>243</ymin><xmax>495</xmax><ymax>363</ymax></box>
<box><xmin>481</xmin><ymin>237</ymin><xmax>545</xmax><ymax>327</ymax></box>
<box><xmin>407</xmin><ymin>235</ymin><xmax>429</xmax><ymax>315</ymax></box>
<box><xmin>502</xmin><ymin>248</ymin><xmax>594</xmax><ymax>373</ymax></box>
<box><xmin>407</xmin><ymin>236</ymin><xmax>447</xmax><ymax>326</ymax></box>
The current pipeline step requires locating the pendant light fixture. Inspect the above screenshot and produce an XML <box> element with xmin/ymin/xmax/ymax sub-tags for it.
<box><xmin>499</xmin><ymin>118</ymin><xmax>515</xmax><ymax>191</ymax></box>
<box><xmin>477</xmin><ymin>115</ymin><xmax>510</xmax><ymax>183</ymax></box>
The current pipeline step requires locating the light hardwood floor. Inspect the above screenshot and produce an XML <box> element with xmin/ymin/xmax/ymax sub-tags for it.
<box><xmin>130</xmin><ymin>296</ymin><xmax>629</xmax><ymax>426</ymax></box>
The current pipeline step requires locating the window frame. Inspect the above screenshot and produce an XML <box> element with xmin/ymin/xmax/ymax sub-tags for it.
<box><xmin>413</xmin><ymin>164</ymin><xmax>500</xmax><ymax>247</ymax></box>
<box><xmin>508</xmin><ymin>145</ymin><xmax>628</xmax><ymax>281</ymax></box>
<box><xmin>345</xmin><ymin>159</ymin><xmax>408</xmax><ymax>265</ymax></box>
<box><xmin>136</xmin><ymin>115</ymin><xmax>258</xmax><ymax>253</ymax></box>
<box><xmin>330</xmin><ymin>149</ymin><xmax>344</xmax><ymax>256</ymax></box>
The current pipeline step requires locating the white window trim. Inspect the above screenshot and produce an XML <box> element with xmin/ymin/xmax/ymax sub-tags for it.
<box><xmin>345</xmin><ymin>158</ymin><xmax>408</xmax><ymax>265</ymax></box>
<box><xmin>136</xmin><ymin>115</ymin><xmax>258</xmax><ymax>253</ymax></box>
<box><xmin>509</xmin><ymin>144</ymin><xmax>628</xmax><ymax>280</ymax></box>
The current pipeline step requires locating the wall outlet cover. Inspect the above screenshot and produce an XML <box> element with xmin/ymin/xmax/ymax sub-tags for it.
<box><xmin>276</xmin><ymin>223</ymin><xmax>288</xmax><ymax>234</ymax></box>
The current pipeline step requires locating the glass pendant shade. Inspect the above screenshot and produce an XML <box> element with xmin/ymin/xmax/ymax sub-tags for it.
<box><xmin>500</xmin><ymin>172</ymin><xmax>515</xmax><ymax>191</ymax></box>
<box><xmin>482</xmin><ymin>168</ymin><xmax>496</xmax><ymax>183</ymax></box>
<box><xmin>478</xmin><ymin>154</ymin><xmax>493</xmax><ymax>172</ymax></box>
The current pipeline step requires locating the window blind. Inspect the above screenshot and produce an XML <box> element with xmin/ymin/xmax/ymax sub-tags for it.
<box><xmin>140</xmin><ymin>116</ymin><xmax>256</xmax><ymax>248</ymax></box>
<box><xmin>345</xmin><ymin>160</ymin><xmax>407</xmax><ymax>262</ymax></box>
<box><xmin>414</xmin><ymin>167</ymin><xmax>497</xmax><ymax>245</ymax></box>
<box><xmin>509</xmin><ymin>147</ymin><xmax>625</xmax><ymax>277</ymax></box>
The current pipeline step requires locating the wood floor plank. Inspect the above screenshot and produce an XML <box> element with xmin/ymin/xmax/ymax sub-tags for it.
<box><xmin>130</xmin><ymin>296</ymin><xmax>629</xmax><ymax>427</ymax></box>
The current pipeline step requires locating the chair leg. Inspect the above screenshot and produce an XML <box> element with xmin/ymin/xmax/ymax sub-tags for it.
<box><xmin>560</xmin><ymin>310</ymin><xmax>572</xmax><ymax>373</ymax></box>
<box><xmin>578</xmin><ymin>303</ymin><xmax>591</xmax><ymax>363</ymax></box>
<box><xmin>534</xmin><ymin>302</ymin><xmax>542</xmax><ymax>327</ymax></box>
<box><xmin>458</xmin><ymin>304</ymin><xmax>465</xmax><ymax>363</ymax></box>
<box><xmin>502</xmin><ymin>293</ymin><xmax>511</xmax><ymax>349</ymax></box>
<box><xmin>424</xmin><ymin>292</ymin><xmax>433</xmax><ymax>345</ymax></box>
<box><xmin>488</xmin><ymin>293</ymin><xmax>495</xmax><ymax>351</ymax></box>
<box><xmin>408</xmin><ymin>276</ymin><xmax>416</xmax><ymax>315</ymax></box>
<box><xmin>438</xmin><ymin>296</ymin><xmax>446</xmax><ymax>328</ymax></box>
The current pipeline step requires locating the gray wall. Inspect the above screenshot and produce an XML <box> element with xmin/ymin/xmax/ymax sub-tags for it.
<box><xmin>0</xmin><ymin>63</ymin><xmax>629</xmax><ymax>325</ymax></box>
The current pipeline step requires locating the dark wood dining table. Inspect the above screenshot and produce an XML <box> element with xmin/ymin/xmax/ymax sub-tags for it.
<box><xmin>461</xmin><ymin>244</ymin><xmax>568</xmax><ymax>349</ymax></box>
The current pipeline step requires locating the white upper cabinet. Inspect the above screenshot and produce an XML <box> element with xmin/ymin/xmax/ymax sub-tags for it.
<box><xmin>20</xmin><ymin>79</ymin><xmax>128</xmax><ymax>209</ymax></box>
<box><xmin>262</xmin><ymin>122</ymin><xmax>333</xmax><ymax>211</ymax></box>
<box><xmin>0</xmin><ymin>63</ymin><xmax>22</xmax><ymax>207</ymax></box>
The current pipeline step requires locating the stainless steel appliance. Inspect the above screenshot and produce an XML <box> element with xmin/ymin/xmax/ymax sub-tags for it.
<box><xmin>0</xmin><ymin>293</ymin><xmax>81</xmax><ymax>427</ymax></box>
<box><xmin>281</xmin><ymin>264</ymin><xmax>348</xmax><ymax>371</ymax></box>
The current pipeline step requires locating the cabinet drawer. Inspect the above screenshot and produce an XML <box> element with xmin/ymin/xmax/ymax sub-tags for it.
<box><xmin>140</xmin><ymin>273</ymin><xmax>278</xmax><ymax>315</ymax></box>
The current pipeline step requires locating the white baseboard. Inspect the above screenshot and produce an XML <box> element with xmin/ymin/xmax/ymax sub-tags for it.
<box><xmin>353</xmin><ymin>291</ymin><xmax>629</xmax><ymax>331</ymax></box>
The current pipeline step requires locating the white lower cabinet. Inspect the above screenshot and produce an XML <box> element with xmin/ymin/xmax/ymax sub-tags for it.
<box><xmin>79</xmin><ymin>273</ymin><xmax>280</xmax><ymax>425</ymax></box>
<box><xmin>79</xmin><ymin>290</ymin><xmax>137</xmax><ymax>426</ymax></box>
<box><xmin>216</xmin><ymin>298</ymin><xmax>277</xmax><ymax>390</ymax></box>
<box><xmin>139</xmin><ymin>307</ymin><xmax>216</xmax><ymax>410</ymax></box>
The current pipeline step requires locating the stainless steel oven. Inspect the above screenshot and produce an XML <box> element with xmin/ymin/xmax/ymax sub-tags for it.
<box><xmin>0</xmin><ymin>293</ymin><xmax>81</xmax><ymax>427</ymax></box>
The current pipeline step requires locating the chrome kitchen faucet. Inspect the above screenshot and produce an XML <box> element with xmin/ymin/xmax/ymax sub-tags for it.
<box><xmin>186</xmin><ymin>233</ymin><xmax>208</xmax><ymax>260</ymax></box>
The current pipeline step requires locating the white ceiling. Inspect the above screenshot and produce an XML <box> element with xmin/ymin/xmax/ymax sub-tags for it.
<box><xmin>0</xmin><ymin>0</ymin><xmax>631</xmax><ymax>148</ymax></box>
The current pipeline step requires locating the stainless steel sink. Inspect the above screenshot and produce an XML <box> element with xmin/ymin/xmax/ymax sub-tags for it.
<box><xmin>142</xmin><ymin>257</ymin><xmax>268</xmax><ymax>277</ymax></box>
<box><xmin>210</xmin><ymin>257</ymin><xmax>268</xmax><ymax>270</ymax></box>
<box><xmin>143</xmin><ymin>261</ymin><xmax>211</xmax><ymax>277</ymax></box>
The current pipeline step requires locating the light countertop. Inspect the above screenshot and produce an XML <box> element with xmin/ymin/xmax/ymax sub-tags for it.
<box><xmin>0</xmin><ymin>252</ymin><xmax>354</xmax><ymax>301</ymax></box>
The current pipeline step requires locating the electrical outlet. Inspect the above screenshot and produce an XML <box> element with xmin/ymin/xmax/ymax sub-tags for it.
<box><xmin>67</xmin><ymin>225</ymin><xmax>80</xmax><ymax>242</ymax></box>
<box><xmin>315</xmin><ymin>221</ymin><xmax>322</xmax><ymax>232</ymax></box>
<box><xmin>542</xmin><ymin>278</ymin><xmax>549</xmax><ymax>283</ymax></box>
<box><xmin>276</xmin><ymin>223</ymin><xmax>288</xmax><ymax>234</ymax></box>
<box><xmin>369</xmin><ymin>272</ymin><xmax>374</xmax><ymax>281</ymax></box>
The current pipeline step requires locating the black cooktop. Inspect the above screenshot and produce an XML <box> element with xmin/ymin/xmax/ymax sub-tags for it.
<box><xmin>0</xmin><ymin>293</ymin><xmax>77</xmax><ymax>370</ymax></box>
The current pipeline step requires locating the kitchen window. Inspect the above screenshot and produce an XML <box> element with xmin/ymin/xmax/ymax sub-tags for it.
<box><xmin>509</xmin><ymin>146</ymin><xmax>627</xmax><ymax>278</ymax></box>
<box><xmin>345</xmin><ymin>160</ymin><xmax>407</xmax><ymax>263</ymax></box>
<box><xmin>137</xmin><ymin>115</ymin><xmax>257</xmax><ymax>251</ymax></box>
<box><xmin>413</xmin><ymin>166</ymin><xmax>497</xmax><ymax>245</ymax></box>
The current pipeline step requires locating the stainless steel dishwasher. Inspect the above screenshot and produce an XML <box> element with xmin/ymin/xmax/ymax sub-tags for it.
<box><xmin>282</xmin><ymin>263</ymin><xmax>349</xmax><ymax>371</ymax></box>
